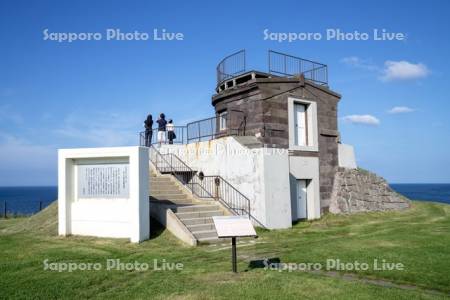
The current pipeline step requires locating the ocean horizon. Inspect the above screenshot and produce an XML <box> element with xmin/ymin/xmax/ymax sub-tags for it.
<box><xmin>0</xmin><ymin>184</ymin><xmax>449</xmax><ymax>216</ymax></box>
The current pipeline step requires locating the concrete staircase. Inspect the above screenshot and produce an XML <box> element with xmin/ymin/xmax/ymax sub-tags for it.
<box><xmin>150</xmin><ymin>171</ymin><xmax>228</xmax><ymax>244</ymax></box>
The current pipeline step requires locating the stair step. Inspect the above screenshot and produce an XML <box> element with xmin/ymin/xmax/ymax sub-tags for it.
<box><xmin>151</xmin><ymin>189</ymin><xmax>184</xmax><ymax>195</ymax></box>
<box><xmin>192</xmin><ymin>230</ymin><xmax>218</xmax><ymax>239</ymax></box>
<box><xmin>197</xmin><ymin>236</ymin><xmax>227</xmax><ymax>244</ymax></box>
<box><xmin>152</xmin><ymin>194</ymin><xmax>189</xmax><ymax>201</ymax></box>
<box><xmin>181</xmin><ymin>217</ymin><xmax>214</xmax><ymax>226</ymax></box>
<box><xmin>151</xmin><ymin>186</ymin><xmax>181</xmax><ymax>192</ymax></box>
<box><xmin>174</xmin><ymin>205</ymin><xmax>220</xmax><ymax>213</ymax></box>
<box><xmin>150</xmin><ymin>177</ymin><xmax>173</xmax><ymax>182</ymax></box>
<box><xmin>149</xmin><ymin>180</ymin><xmax>175</xmax><ymax>186</ymax></box>
<box><xmin>187</xmin><ymin>223</ymin><xmax>216</xmax><ymax>231</ymax></box>
<box><xmin>150</xmin><ymin>196</ymin><xmax>193</xmax><ymax>204</ymax></box>
<box><xmin>176</xmin><ymin>210</ymin><xmax>224</xmax><ymax>220</ymax></box>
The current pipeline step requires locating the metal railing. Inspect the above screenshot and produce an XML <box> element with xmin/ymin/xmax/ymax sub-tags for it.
<box><xmin>216</xmin><ymin>49</ymin><xmax>246</xmax><ymax>85</ymax></box>
<box><xmin>268</xmin><ymin>50</ymin><xmax>328</xmax><ymax>85</ymax></box>
<box><xmin>0</xmin><ymin>199</ymin><xmax>52</xmax><ymax>218</ymax></box>
<box><xmin>150</xmin><ymin>146</ymin><xmax>259</xmax><ymax>223</ymax></box>
<box><xmin>140</xmin><ymin>126</ymin><xmax>187</xmax><ymax>146</ymax></box>
<box><xmin>216</xmin><ymin>50</ymin><xmax>328</xmax><ymax>86</ymax></box>
<box><xmin>140</xmin><ymin>114</ymin><xmax>247</xmax><ymax>146</ymax></box>
<box><xmin>186</xmin><ymin>113</ymin><xmax>246</xmax><ymax>144</ymax></box>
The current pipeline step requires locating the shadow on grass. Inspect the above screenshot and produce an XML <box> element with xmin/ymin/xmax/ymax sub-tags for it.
<box><xmin>149</xmin><ymin>218</ymin><xmax>166</xmax><ymax>239</ymax></box>
<box><xmin>248</xmin><ymin>257</ymin><xmax>281</xmax><ymax>269</ymax></box>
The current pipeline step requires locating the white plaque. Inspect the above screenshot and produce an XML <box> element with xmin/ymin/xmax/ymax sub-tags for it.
<box><xmin>213</xmin><ymin>216</ymin><xmax>257</xmax><ymax>238</ymax></box>
<box><xmin>77</xmin><ymin>163</ymin><xmax>129</xmax><ymax>198</ymax></box>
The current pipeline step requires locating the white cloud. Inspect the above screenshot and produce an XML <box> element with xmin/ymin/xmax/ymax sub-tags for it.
<box><xmin>387</xmin><ymin>106</ymin><xmax>415</xmax><ymax>114</ymax></box>
<box><xmin>341</xmin><ymin>57</ymin><xmax>430</xmax><ymax>82</ymax></box>
<box><xmin>380</xmin><ymin>61</ymin><xmax>430</xmax><ymax>81</ymax></box>
<box><xmin>340</xmin><ymin>56</ymin><xmax>378</xmax><ymax>71</ymax></box>
<box><xmin>342</xmin><ymin>114</ymin><xmax>380</xmax><ymax>126</ymax></box>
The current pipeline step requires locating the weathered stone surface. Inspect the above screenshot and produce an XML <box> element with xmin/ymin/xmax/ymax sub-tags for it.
<box><xmin>329</xmin><ymin>167</ymin><xmax>410</xmax><ymax>214</ymax></box>
<box><xmin>212</xmin><ymin>76</ymin><xmax>341</xmax><ymax>212</ymax></box>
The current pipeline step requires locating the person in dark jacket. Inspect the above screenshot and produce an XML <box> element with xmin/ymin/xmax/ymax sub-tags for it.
<box><xmin>156</xmin><ymin>113</ymin><xmax>167</xmax><ymax>145</ymax></box>
<box><xmin>144</xmin><ymin>114</ymin><xmax>153</xmax><ymax>147</ymax></box>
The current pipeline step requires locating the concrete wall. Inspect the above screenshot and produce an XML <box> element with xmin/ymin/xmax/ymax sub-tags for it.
<box><xmin>159</xmin><ymin>137</ymin><xmax>292</xmax><ymax>229</ymax></box>
<box><xmin>289</xmin><ymin>156</ymin><xmax>321</xmax><ymax>220</ymax></box>
<box><xmin>58</xmin><ymin>146</ymin><xmax>149</xmax><ymax>243</ymax></box>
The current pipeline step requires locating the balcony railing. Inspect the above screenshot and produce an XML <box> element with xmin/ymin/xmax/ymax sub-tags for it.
<box><xmin>140</xmin><ymin>126</ymin><xmax>187</xmax><ymax>146</ymax></box>
<box><xmin>268</xmin><ymin>50</ymin><xmax>328</xmax><ymax>86</ymax></box>
<box><xmin>139</xmin><ymin>113</ymin><xmax>246</xmax><ymax>146</ymax></box>
<box><xmin>216</xmin><ymin>49</ymin><xmax>328</xmax><ymax>86</ymax></box>
<box><xmin>216</xmin><ymin>49</ymin><xmax>246</xmax><ymax>85</ymax></box>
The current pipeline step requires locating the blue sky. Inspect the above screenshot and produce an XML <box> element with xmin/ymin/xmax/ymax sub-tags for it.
<box><xmin>0</xmin><ymin>0</ymin><xmax>449</xmax><ymax>185</ymax></box>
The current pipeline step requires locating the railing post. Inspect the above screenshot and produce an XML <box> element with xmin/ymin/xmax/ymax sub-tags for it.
<box><xmin>214</xmin><ymin>177</ymin><xmax>220</xmax><ymax>202</ymax></box>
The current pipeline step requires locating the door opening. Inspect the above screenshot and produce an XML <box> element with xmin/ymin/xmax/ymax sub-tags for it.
<box><xmin>296</xmin><ymin>179</ymin><xmax>308</xmax><ymax>219</ymax></box>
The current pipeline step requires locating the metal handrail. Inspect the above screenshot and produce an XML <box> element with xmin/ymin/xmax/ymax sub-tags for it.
<box><xmin>216</xmin><ymin>49</ymin><xmax>246</xmax><ymax>85</ymax></box>
<box><xmin>140</xmin><ymin>126</ymin><xmax>187</xmax><ymax>146</ymax></box>
<box><xmin>149</xmin><ymin>146</ymin><xmax>262</xmax><ymax>225</ymax></box>
<box><xmin>139</xmin><ymin>113</ymin><xmax>247</xmax><ymax>146</ymax></box>
<box><xmin>268</xmin><ymin>50</ymin><xmax>328</xmax><ymax>85</ymax></box>
<box><xmin>215</xmin><ymin>49</ymin><xmax>328</xmax><ymax>86</ymax></box>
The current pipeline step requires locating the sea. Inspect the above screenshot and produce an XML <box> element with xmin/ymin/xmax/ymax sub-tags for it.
<box><xmin>0</xmin><ymin>184</ymin><xmax>449</xmax><ymax>216</ymax></box>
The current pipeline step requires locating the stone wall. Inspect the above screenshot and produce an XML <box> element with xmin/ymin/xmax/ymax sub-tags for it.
<box><xmin>212</xmin><ymin>76</ymin><xmax>341</xmax><ymax>213</ymax></box>
<box><xmin>329</xmin><ymin>168</ymin><xmax>410</xmax><ymax>214</ymax></box>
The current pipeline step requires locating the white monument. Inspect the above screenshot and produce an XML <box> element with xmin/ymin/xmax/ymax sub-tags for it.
<box><xmin>58</xmin><ymin>146</ymin><xmax>149</xmax><ymax>243</ymax></box>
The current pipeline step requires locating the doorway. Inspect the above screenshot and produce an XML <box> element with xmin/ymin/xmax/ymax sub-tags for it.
<box><xmin>296</xmin><ymin>179</ymin><xmax>308</xmax><ymax>219</ymax></box>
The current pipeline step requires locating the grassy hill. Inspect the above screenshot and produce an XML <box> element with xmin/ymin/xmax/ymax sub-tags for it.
<box><xmin>0</xmin><ymin>201</ymin><xmax>449</xmax><ymax>299</ymax></box>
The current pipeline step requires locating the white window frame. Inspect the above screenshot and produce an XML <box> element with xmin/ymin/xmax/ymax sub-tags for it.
<box><xmin>288</xmin><ymin>97</ymin><xmax>318</xmax><ymax>151</ymax></box>
<box><xmin>219</xmin><ymin>111</ymin><xmax>228</xmax><ymax>131</ymax></box>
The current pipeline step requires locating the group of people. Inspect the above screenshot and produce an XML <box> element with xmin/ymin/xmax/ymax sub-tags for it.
<box><xmin>143</xmin><ymin>113</ymin><xmax>176</xmax><ymax>147</ymax></box>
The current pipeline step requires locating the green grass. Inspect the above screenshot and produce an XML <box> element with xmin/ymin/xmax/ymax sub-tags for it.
<box><xmin>0</xmin><ymin>201</ymin><xmax>449</xmax><ymax>299</ymax></box>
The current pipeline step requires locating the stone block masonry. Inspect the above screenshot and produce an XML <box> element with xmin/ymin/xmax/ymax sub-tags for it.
<box><xmin>329</xmin><ymin>168</ymin><xmax>410</xmax><ymax>214</ymax></box>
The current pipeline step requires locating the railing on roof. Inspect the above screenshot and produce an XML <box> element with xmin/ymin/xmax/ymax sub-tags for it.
<box><xmin>268</xmin><ymin>50</ymin><xmax>328</xmax><ymax>86</ymax></box>
<box><xmin>216</xmin><ymin>49</ymin><xmax>246</xmax><ymax>85</ymax></box>
<box><xmin>216</xmin><ymin>49</ymin><xmax>328</xmax><ymax>86</ymax></box>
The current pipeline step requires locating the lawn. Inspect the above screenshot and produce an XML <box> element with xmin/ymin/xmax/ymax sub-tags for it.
<box><xmin>0</xmin><ymin>201</ymin><xmax>449</xmax><ymax>299</ymax></box>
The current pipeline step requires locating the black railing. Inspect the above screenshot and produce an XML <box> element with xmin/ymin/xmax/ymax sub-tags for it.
<box><xmin>216</xmin><ymin>49</ymin><xmax>246</xmax><ymax>85</ymax></box>
<box><xmin>186</xmin><ymin>114</ymin><xmax>245</xmax><ymax>144</ymax></box>
<box><xmin>216</xmin><ymin>50</ymin><xmax>328</xmax><ymax>86</ymax></box>
<box><xmin>150</xmin><ymin>146</ymin><xmax>262</xmax><ymax>225</ymax></box>
<box><xmin>0</xmin><ymin>199</ymin><xmax>52</xmax><ymax>218</ymax></box>
<box><xmin>140</xmin><ymin>114</ymin><xmax>247</xmax><ymax>146</ymax></box>
<box><xmin>268</xmin><ymin>50</ymin><xmax>328</xmax><ymax>85</ymax></box>
<box><xmin>140</xmin><ymin>126</ymin><xmax>187</xmax><ymax>146</ymax></box>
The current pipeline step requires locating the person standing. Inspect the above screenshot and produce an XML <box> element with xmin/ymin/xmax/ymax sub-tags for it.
<box><xmin>167</xmin><ymin>119</ymin><xmax>176</xmax><ymax>144</ymax></box>
<box><xmin>156</xmin><ymin>113</ymin><xmax>167</xmax><ymax>145</ymax></box>
<box><xmin>143</xmin><ymin>114</ymin><xmax>153</xmax><ymax>147</ymax></box>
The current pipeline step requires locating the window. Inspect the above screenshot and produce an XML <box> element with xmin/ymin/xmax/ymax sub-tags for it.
<box><xmin>288</xmin><ymin>98</ymin><xmax>318</xmax><ymax>151</ymax></box>
<box><xmin>219</xmin><ymin>111</ymin><xmax>228</xmax><ymax>130</ymax></box>
<box><xmin>294</xmin><ymin>103</ymin><xmax>307</xmax><ymax>146</ymax></box>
